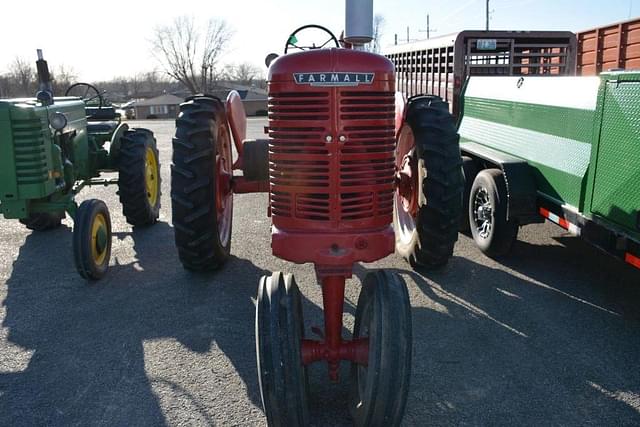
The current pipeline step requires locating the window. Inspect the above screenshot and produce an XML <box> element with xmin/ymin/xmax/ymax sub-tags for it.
<box><xmin>150</xmin><ymin>105</ymin><xmax>169</xmax><ymax>115</ymax></box>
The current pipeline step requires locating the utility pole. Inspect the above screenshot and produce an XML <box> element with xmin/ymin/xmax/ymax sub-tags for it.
<box><xmin>427</xmin><ymin>14</ymin><xmax>430</xmax><ymax>39</ymax></box>
<box><xmin>407</xmin><ymin>26</ymin><xmax>410</xmax><ymax>43</ymax></box>
<box><xmin>395</xmin><ymin>34</ymin><xmax>398</xmax><ymax>45</ymax></box>
<box><xmin>486</xmin><ymin>0</ymin><xmax>490</xmax><ymax>31</ymax></box>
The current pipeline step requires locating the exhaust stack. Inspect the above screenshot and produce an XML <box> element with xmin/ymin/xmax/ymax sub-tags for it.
<box><xmin>344</xmin><ymin>0</ymin><xmax>373</xmax><ymax>45</ymax></box>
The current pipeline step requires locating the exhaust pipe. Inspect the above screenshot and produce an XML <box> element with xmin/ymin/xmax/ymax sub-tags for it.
<box><xmin>344</xmin><ymin>0</ymin><xmax>373</xmax><ymax>46</ymax></box>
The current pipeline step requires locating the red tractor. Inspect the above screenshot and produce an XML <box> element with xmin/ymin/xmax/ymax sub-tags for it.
<box><xmin>170</xmin><ymin>1</ymin><xmax>462</xmax><ymax>424</ymax></box>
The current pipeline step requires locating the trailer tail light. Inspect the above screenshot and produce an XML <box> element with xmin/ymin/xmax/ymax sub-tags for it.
<box><xmin>625</xmin><ymin>253</ymin><xmax>640</xmax><ymax>269</ymax></box>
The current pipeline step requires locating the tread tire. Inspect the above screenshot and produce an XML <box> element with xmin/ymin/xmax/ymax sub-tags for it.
<box><xmin>394</xmin><ymin>96</ymin><xmax>463</xmax><ymax>269</ymax></box>
<box><xmin>469</xmin><ymin>168</ymin><xmax>519</xmax><ymax>257</ymax></box>
<box><xmin>256</xmin><ymin>272</ymin><xmax>309</xmax><ymax>427</ymax></box>
<box><xmin>349</xmin><ymin>270</ymin><xmax>412</xmax><ymax>427</ymax></box>
<box><xmin>171</xmin><ymin>96</ymin><xmax>232</xmax><ymax>271</ymax></box>
<box><xmin>118</xmin><ymin>128</ymin><xmax>161</xmax><ymax>226</ymax></box>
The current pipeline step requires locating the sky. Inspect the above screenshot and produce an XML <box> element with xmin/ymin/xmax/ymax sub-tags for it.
<box><xmin>0</xmin><ymin>0</ymin><xmax>637</xmax><ymax>82</ymax></box>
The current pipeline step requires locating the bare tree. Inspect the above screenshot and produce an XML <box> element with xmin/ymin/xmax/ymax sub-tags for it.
<box><xmin>9</xmin><ymin>57</ymin><xmax>35</xmax><ymax>97</ymax></box>
<box><xmin>51</xmin><ymin>64</ymin><xmax>78</xmax><ymax>95</ymax></box>
<box><xmin>225</xmin><ymin>62</ymin><xmax>262</xmax><ymax>85</ymax></box>
<box><xmin>151</xmin><ymin>16</ymin><xmax>233</xmax><ymax>94</ymax></box>
<box><xmin>369</xmin><ymin>14</ymin><xmax>386</xmax><ymax>53</ymax></box>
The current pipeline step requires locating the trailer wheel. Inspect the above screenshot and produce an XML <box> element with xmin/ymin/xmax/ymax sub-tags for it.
<box><xmin>469</xmin><ymin>169</ymin><xmax>519</xmax><ymax>257</ymax></box>
<box><xmin>256</xmin><ymin>272</ymin><xmax>309</xmax><ymax>427</ymax></box>
<box><xmin>19</xmin><ymin>212</ymin><xmax>64</xmax><ymax>231</ymax></box>
<box><xmin>459</xmin><ymin>156</ymin><xmax>479</xmax><ymax>232</ymax></box>
<box><xmin>73</xmin><ymin>199</ymin><xmax>112</xmax><ymax>280</ymax></box>
<box><xmin>349</xmin><ymin>270</ymin><xmax>412</xmax><ymax>427</ymax></box>
<box><xmin>171</xmin><ymin>96</ymin><xmax>233</xmax><ymax>271</ymax></box>
<box><xmin>394</xmin><ymin>95</ymin><xmax>463</xmax><ymax>269</ymax></box>
<box><xmin>118</xmin><ymin>128</ymin><xmax>161</xmax><ymax>226</ymax></box>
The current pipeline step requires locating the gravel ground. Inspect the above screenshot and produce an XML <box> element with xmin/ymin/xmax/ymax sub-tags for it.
<box><xmin>0</xmin><ymin>118</ymin><xmax>639</xmax><ymax>426</ymax></box>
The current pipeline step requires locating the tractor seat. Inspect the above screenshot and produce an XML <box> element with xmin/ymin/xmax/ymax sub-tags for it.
<box><xmin>87</xmin><ymin>121</ymin><xmax>119</xmax><ymax>133</ymax></box>
<box><xmin>85</xmin><ymin>106</ymin><xmax>118</xmax><ymax>121</ymax></box>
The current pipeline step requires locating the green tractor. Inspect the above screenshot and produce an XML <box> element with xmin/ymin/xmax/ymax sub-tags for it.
<box><xmin>0</xmin><ymin>50</ymin><xmax>161</xmax><ymax>279</ymax></box>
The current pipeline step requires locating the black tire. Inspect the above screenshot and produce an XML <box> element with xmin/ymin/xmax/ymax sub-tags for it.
<box><xmin>469</xmin><ymin>169</ymin><xmax>519</xmax><ymax>257</ymax></box>
<box><xmin>19</xmin><ymin>212</ymin><xmax>64</xmax><ymax>231</ymax></box>
<box><xmin>349</xmin><ymin>270</ymin><xmax>412</xmax><ymax>427</ymax></box>
<box><xmin>242</xmin><ymin>139</ymin><xmax>269</xmax><ymax>181</ymax></box>
<box><xmin>394</xmin><ymin>95</ymin><xmax>463</xmax><ymax>269</ymax></box>
<box><xmin>256</xmin><ymin>272</ymin><xmax>309</xmax><ymax>427</ymax></box>
<box><xmin>73</xmin><ymin>199</ymin><xmax>112</xmax><ymax>280</ymax></box>
<box><xmin>459</xmin><ymin>156</ymin><xmax>479</xmax><ymax>232</ymax></box>
<box><xmin>171</xmin><ymin>96</ymin><xmax>233</xmax><ymax>271</ymax></box>
<box><xmin>118</xmin><ymin>128</ymin><xmax>161</xmax><ymax>226</ymax></box>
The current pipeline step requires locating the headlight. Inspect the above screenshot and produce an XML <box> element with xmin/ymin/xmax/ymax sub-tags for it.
<box><xmin>50</xmin><ymin>112</ymin><xmax>67</xmax><ymax>131</ymax></box>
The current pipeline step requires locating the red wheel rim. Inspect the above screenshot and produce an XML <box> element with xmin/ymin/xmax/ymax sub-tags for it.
<box><xmin>216</xmin><ymin>127</ymin><xmax>233</xmax><ymax>246</ymax></box>
<box><xmin>395</xmin><ymin>124</ymin><xmax>418</xmax><ymax>244</ymax></box>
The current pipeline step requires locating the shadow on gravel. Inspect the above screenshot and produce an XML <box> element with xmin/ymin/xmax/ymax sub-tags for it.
<box><xmin>0</xmin><ymin>221</ymin><xmax>266</xmax><ymax>426</ymax></box>
<box><xmin>384</xmin><ymin>245</ymin><xmax>640</xmax><ymax>426</ymax></box>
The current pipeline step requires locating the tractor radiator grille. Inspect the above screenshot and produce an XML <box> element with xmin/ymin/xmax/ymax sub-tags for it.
<box><xmin>339</xmin><ymin>91</ymin><xmax>396</xmax><ymax>222</ymax></box>
<box><xmin>269</xmin><ymin>89</ymin><xmax>395</xmax><ymax>230</ymax></box>
<box><xmin>12</xmin><ymin>118</ymin><xmax>49</xmax><ymax>185</ymax></box>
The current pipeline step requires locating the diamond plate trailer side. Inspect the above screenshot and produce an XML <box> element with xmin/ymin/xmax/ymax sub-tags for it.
<box><xmin>458</xmin><ymin>72</ymin><xmax>640</xmax><ymax>270</ymax></box>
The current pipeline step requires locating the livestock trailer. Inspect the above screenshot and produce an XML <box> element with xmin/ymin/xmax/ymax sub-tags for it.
<box><xmin>577</xmin><ymin>17</ymin><xmax>640</xmax><ymax>75</ymax></box>
<box><xmin>384</xmin><ymin>30</ymin><xmax>577</xmax><ymax>118</ymax></box>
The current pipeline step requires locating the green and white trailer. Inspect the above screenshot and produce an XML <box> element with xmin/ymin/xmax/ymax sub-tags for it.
<box><xmin>458</xmin><ymin>71</ymin><xmax>640</xmax><ymax>271</ymax></box>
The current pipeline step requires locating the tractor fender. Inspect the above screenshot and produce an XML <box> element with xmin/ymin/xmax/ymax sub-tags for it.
<box><xmin>108</xmin><ymin>122</ymin><xmax>130</xmax><ymax>165</ymax></box>
<box><xmin>226</xmin><ymin>90</ymin><xmax>247</xmax><ymax>159</ymax></box>
<box><xmin>461</xmin><ymin>141</ymin><xmax>541</xmax><ymax>224</ymax></box>
<box><xmin>394</xmin><ymin>91</ymin><xmax>406</xmax><ymax>138</ymax></box>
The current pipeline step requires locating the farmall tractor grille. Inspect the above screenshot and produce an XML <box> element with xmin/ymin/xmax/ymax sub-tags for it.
<box><xmin>268</xmin><ymin>89</ymin><xmax>395</xmax><ymax>231</ymax></box>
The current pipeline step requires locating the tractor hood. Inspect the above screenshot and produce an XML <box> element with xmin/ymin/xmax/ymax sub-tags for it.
<box><xmin>268</xmin><ymin>48</ymin><xmax>394</xmax><ymax>83</ymax></box>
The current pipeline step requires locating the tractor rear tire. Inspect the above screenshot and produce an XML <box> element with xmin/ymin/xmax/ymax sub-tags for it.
<box><xmin>349</xmin><ymin>270</ymin><xmax>412</xmax><ymax>427</ymax></box>
<box><xmin>171</xmin><ymin>96</ymin><xmax>233</xmax><ymax>271</ymax></box>
<box><xmin>459</xmin><ymin>156</ymin><xmax>479</xmax><ymax>233</ymax></box>
<box><xmin>73</xmin><ymin>199</ymin><xmax>112</xmax><ymax>280</ymax></box>
<box><xmin>256</xmin><ymin>272</ymin><xmax>309</xmax><ymax>427</ymax></box>
<box><xmin>394</xmin><ymin>95</ymin><xmax>463</xmax><ymax>270</ymax></box>
<box><xmin>20</xmin><ymin>212</ymin><xmax>64</xmax><ymax>231</ymax></box>
<box><xmin>469</xmin><ymin>169</ymin><xmax>519</xmax><ymax>257</ymax></box>
<box><xmin>118</xmin><ymin>128</ymin><xmax>161</xmax><ymax>226</ymax></box>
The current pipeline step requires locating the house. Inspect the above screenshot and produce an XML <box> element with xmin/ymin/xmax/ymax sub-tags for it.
<box><xmin>209</xmin><ymin>83</ymin><xmax>268</xmax><ymax>116</ymax></box>
<box><xmin>134</xmin><ymin>94</ymin><xmax>184</xmax><ymax>119</ymax></box>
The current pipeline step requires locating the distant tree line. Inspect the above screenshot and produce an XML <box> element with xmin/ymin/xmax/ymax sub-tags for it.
<box><xmin>0</xmin><ymin>56</ymin><xmax>265</xmax><ymax>102</ymax></box>
<box><xmin>1</xmin><ymin>13</ymin><xmax>384</xmax><ymax>100</ymax></box>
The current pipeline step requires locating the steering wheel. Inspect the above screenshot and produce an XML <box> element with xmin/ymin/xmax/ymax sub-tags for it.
<box><xmin>284</xmin><ymin>24</ymin><xmax>340</xmax><ymax>54</ymax></box>
<box><xmin>65</xmin><ymin>83</ymin><xmax>104</xmax><ymax>108</ymax></box>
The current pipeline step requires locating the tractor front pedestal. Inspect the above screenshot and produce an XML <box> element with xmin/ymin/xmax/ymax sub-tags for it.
<box><xmin>301</xmin><ymin>275</ymin><xmax>369</xmax><ymax>382</ymax></box>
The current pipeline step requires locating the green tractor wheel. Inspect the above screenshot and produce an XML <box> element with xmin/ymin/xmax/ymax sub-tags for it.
<box><xmin>19</xmin><ymin>212</ymin><xmax>65</xmax><ymax>231</ymax></box>
<box><xmin>73</xmin><ymin>199</ymin><xmax>112</xmax><ymax>280</ymax></box>
<box><xmin>118</xmin><ymin>128</ymin><xmax>161</xmax><ymax>227</ymax></box>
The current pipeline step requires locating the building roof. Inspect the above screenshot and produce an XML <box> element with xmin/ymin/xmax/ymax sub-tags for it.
<box><xmin>135</xmin><ymin>93</ymin><xmax>184</xmax><ymax>107</ymax></box>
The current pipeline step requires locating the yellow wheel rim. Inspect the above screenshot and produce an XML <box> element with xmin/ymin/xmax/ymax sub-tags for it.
<box><xmin>91</xmin><ymin>213</ymin><xmax>108</xmax><ymax>265</ymax></box>
<box><xmin>145</xmin><ymin>147</ymin><xmax>159</xmax><ymax>206</ymax></box>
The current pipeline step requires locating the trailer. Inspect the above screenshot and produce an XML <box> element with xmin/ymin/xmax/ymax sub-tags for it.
<box><xmin>577</xmin><ymin>17</ymin><xmax>640</xmax><ymax>75</ymax></box>
<box><xmin>457</xmin><ymin>71</ymin><xmax>640</xmax><ymax>271</ymax></box>
<box><xmin>384</xmin><ymin>30</ymin><xmax>577</xmax><ymax>118</ymax></box>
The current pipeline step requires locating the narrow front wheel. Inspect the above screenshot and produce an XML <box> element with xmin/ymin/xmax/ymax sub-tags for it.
<box><xmin>73</xmin><ymin>199</ymin><xmax>112</xmax><ymax>280</ymax></box>
<box><xmin>349</xmin><ymin>270</ymin><xmax>412</xmax><ymax>427</ymax></box>
<box><xmin>256</xmin><ymin>272</ymin><xmax>309</xmax><ymax>426</ymax></box>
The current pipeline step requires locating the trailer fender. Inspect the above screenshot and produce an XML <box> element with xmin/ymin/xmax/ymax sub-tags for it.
<box><xmin>461</xmin><ymin>141</ymin><xmax>540</xmax><ymax>224</ymax></box>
